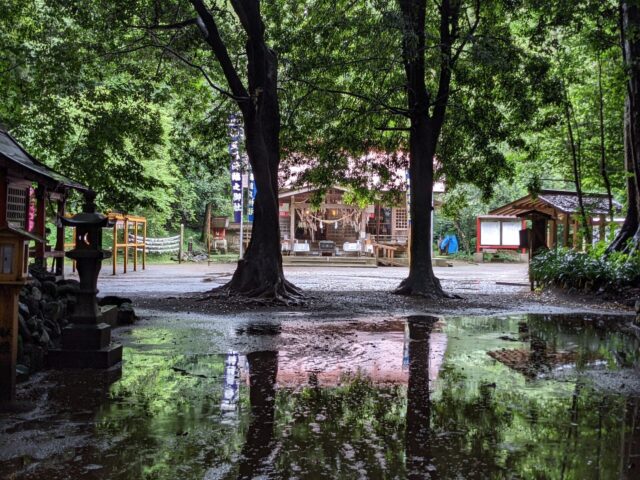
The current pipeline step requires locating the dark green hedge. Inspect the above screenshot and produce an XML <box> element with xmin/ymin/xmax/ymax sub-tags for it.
<box><xmin>530</xmin><ymin>246</ymin><xmax>640</xmax><ymax>291</ymax></box>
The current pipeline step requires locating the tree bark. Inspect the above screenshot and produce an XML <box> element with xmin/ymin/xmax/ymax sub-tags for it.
<box><xmin>609</xmin><ymin>96</ymin><xmax>640</xmax><ymax>252</ymax></box>
<box><xmin>190</xmin><ymin>0</ymin><xmax>302</xmax><ymax>302</ymax></box>
<box><xmin>609</xmin><ymin>1</ymin><xmax>640</xmax><ymax>253</ymax></box>
<box><xmin>201</xmin><ymin>202</ymin><xmax>211</xmax><ymax>242</ymax></box>
<box><xmin>394</xmin><ymin>0</ymin><xmax>459</xmax><ymax>298</ymax></box>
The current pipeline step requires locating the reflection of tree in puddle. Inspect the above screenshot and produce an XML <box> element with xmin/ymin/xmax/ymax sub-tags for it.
<box><xmin>405</xmin><ymin>315</ymin><xmax>437</xmax><ymax>478</ymax></box>
<box><xmin>237</xmin><ymin>350</ymin><xmax>278</xmax><ymax>479</ymax></box>
<box><xmin>487</xmin><ymin>315</ymin><xmax>640</xmax><ymax>378</ymax></box>
<box><xmin>431</xmin><ymin>367</ymin><xmax>640</xmax><ymax>478</ymax></box>
<box><xmin>7</xmin><ymin>316</ymin><xmax>640</xmax><ymax>479</ymax></box>
<box><xmin>92</xmin><ymin>335</ymin><xmax>242</xmax><ymax>479</ymax></box>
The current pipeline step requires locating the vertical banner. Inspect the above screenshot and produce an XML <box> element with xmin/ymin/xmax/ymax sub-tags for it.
<box><xmin>228</xmin><ymin>115</ymin><xmax>243</xmax><ymax>223</ymax></box>
<box><xmin>405</xmin><ymin>169</ymin><xmax>411</xmax><ymax>225</ymax></box>
<box><xmin>247</xmin><ymin>172</ymin><xmax>256</xmax><ymax>222</ymax></box>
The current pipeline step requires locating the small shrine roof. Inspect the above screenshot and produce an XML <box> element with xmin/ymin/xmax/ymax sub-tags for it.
<box><xmin>489</xmin><ymin>190</ymin><xmax>622</xmax><ymax>217</ymax></box>
<box><xmin>0</xmin><ymin>126</ymin><xmax>88</xmax><ymax>192</ymax></box>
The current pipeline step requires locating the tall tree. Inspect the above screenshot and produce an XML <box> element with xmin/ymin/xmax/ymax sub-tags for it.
<box><xmin>609</xmin><ymin>0</ymin><xmax>640</xmax><ymax>252</ymax></box>
<box><xmin>188</xmin><ymin>0</ymin><xmax>301</xmax><ymax>301</ymax></box>
<box><xmin>281</xmin><ymin>0</ymin><xmax>540</xmax><ymax>297</ymax></box>
<box><xmin>114</xmin><ymin>0</ymin><xmax>302</xmax><ymax>301</ymax></box>
<box><xmin>394</xmin><ymin>0</ymin><xmax>472</xmax><ymax>297</ymax></box>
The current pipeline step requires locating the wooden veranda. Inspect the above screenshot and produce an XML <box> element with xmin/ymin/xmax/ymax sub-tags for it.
<box><xmin>278</xmin><ymin>186</ymin><xmax>414</xmax><ymax>262</ymax></box>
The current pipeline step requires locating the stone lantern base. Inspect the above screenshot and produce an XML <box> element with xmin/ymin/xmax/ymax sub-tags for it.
<box><xmin>48</xmin><ymin>317</ymin><xmax>122</xmax><ymax>369</ymax></box>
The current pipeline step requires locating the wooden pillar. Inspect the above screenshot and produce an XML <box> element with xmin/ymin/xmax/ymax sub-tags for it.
<box><xmin>142</xmin><ymin>220</ymin><xmax>146</xmax><ymax>270</ymax></box>
<box><xmin>289</xmin><ymin>196</ymin><xmax>295</xmax><ymax>243</ymax></box>
<box><xmin>178</xmin><ymin>223</ymin><xmax>184</xmax><ymax>264</ymax></box>
<box><xmin>562</xmin><ymin>214</ymin><xmax>570</xmax><ymax>248</ymax></box>
<box><xmin>55</xmin><ymin>197</ymin><xmax>66</xmax><ymax>277</ymax></box>
<box><xmin>0</xmin><ymin>169</ymin><xmax>8</xmax><ymax>227</ymax></box>
<box><xmin>34</xmin><ymin>186</ymin><xmax>46</xmax><ymax>266</ymax></box>
<box><xmin>550</xmin><ymin>219</ymin><xmax>557</xmax><ymax>249</ymax></box>
<box><xmin>133</xmin><ymin>220</ymin><xmax>138</xmax><ymax>272</ymax></box>
<box><xmin>572</xmin><ymin>218</ymin><xmax>579</xmax><ymax>250</ymax></box>
<box><xmin>123</xmin><ymin>218</ymin><xmax>128</xmax><ymax>273</ymax></box>
<box><xmin>0</xmin><ymin>285</ymin><xmax>21</xmax><ymax>403</ymax></box>
<box><xmin>112</xmin><ymin>221</ymin><xmax>117</xmax><ymax>275</ymax></box>
<box><xmin>598</xmin><ymin>214</ymin><xmax>606</xmax><ymax>242</ymax></box>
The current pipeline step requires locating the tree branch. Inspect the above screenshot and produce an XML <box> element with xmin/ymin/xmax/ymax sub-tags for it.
<box><xmin>451</xmin><ymin>0</ymin><xmax>481</xmax><ymax>64</ymax></box>
<box><xmin>290</xmin><ymin>77</ymin><xmax>409</xmax><ymax>116</ymax></box>
<box><xmin>190</xmin><ymin>0</ymin><xmax>249</xmax><ymax>105</ymax></box>
<box><xmin>431</xmin><ymin>0</ymin><xmax>458</xmax><ymax>132</ymax></box>
<box><xmin>147</xmin><ymin>31</ymin><xmax>244</xmax><ymax>101</ymax></box>
<box><xmin>376</xmin><ymin>126</ymin><xmax>411</xmax><ymax>131</ymax></box>
<box><xmin>127</xmin><ymin>18</ymin><xmax>198</xmax><ymax>30</ymax></box>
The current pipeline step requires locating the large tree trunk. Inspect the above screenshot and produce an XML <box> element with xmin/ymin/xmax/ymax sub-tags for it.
<box><xmin>609</xmin><ymin>1</ymin><xmax>640</xmax><ymax>253</ymax></box>
<box><xmin>394</xmin><ymin>0</ymin><xmax>457</xmax><ymax>298</ymax></box>
<box><xmin>225</xmin><ymin>113</ymin><xmax>300</xmax><ymax>301</ymax></box>
<box><xmin>609</xmin><ymin>97</ymin><xmax>640</xmax><ymax>252</ymax></box>
<box><xmin>395</xmin><ymin>117</ymin><xmax>448</xmax><ymax>297</ymax></box>
<box><xmin>191</xmin><ymin>0</ymin><xmax>302</xmax><ymax>303</ymax></box>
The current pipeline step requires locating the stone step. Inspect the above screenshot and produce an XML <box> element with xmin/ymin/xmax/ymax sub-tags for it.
<box><xmin>283</xmin><ymin>256</ymin><xmax>377</xmax><ymax>267</ymax></box>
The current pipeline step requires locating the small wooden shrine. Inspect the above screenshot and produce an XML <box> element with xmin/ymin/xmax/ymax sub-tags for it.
<box><xmin>488</xmin><ymin>190</ymin><xmax>623</xmax><ymax>252</ymax></box>
<box><xmin>0</xmin><ymin>125</ymin><xmax>89</xmax><ymax>277</ymax></box>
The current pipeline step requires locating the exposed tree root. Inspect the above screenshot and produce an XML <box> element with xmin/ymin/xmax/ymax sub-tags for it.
<box><xmin>208</xmin><ymin>265</ymin><xmax>305</xmax><ymax>306</ymax></box>
<box><xmin>208</xmin><ymin>284</ymin><xmax>305</xmax><ymax>306</ymax></box>
<box><xmin>607</xmin><ymin>222</ymin><xmax>640</xmax><ymax>255</ymax></box>
<box><xmin>393</xmin><ymin>275</ymin><xmax>461</xmax><ymax>299</ymax></box>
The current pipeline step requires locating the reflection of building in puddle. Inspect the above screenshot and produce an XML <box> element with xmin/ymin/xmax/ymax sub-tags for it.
<box><xmin>488</xmin><ymin>345</ymin><xmax>588</xmax><ymax>378</ymax></box>
<box><xmin>220</xmin><ymin>351</ymin><xmax>242</xmax><ymax>420</ymax></box>
<box><xmin>238</xmin><ymin>324</ymin><xmax>447</xmax><ymax>387</ymax></box>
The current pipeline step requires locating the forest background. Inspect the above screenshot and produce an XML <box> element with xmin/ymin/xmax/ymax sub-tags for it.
<box><xmin>0</xmin><ymin>0</ymin><xmax>629</xmax><ymax>253</ymax></box>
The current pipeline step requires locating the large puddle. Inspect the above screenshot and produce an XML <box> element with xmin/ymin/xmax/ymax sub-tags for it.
<box><xmin>2</xmin><ymin>313</ymin><xmax>640</xmax><ymax>479</ymax></box>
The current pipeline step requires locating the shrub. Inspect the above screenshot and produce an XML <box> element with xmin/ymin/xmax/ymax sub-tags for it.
<box><xmin>530</xmin><ymin>244</ymin><xmax>640</xmax><ymax>291</ymax></box>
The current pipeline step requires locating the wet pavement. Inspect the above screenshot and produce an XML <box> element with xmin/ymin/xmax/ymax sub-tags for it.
<box><xmin>2</xmin><ymin>311</ymin><xmax>640</xmax><ymax>479</ymax></box>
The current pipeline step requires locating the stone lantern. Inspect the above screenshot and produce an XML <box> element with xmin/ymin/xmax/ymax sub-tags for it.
<box><xmin>0</xmin><ymin>225</ymin><xmax>40</xmax><ymax>404</ymax></box>
<box><xmin>48</xmin><ymin>191</ymin><xmax>122</xmax><ymax>369</ymax></box>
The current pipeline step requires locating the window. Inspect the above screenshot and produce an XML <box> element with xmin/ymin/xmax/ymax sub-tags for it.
<box><xmin>7</xmin><ymin>186</ymin><xmax>27</xmax><ymax>229</ymax></box>
<box><xmin>395</xmin><ymin>208</ymin><xmax>408</xmax><ymax>229</ymax></box>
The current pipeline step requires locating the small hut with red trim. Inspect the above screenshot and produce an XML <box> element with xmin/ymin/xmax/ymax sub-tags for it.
<box><xmin>0</xmin><ymin>126</ymin><xmax>89</xmax><ymax>277</ymax></box>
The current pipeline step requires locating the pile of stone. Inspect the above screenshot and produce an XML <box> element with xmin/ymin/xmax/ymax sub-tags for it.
<box><xmin>16</xmin><ymin>265</ymin><xmax>136</xmax><ymax>379</ymax></box>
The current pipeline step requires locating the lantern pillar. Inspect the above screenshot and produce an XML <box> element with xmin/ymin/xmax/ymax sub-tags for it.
<box><xmin>48</xmin><ymin>191</ymin><xmax>122</xmax><ymax>369</ymax></box>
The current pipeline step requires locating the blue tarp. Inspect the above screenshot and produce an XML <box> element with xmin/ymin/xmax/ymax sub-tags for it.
<box><xmin>439</xmin><ymin>234</ymin><xmax>459</xmax><ymax>255</ymax></box>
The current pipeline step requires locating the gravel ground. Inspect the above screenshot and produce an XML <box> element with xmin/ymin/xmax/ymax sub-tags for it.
<box><xmin>85</xmin><ymin>262</ymin><xmax>636</xmax><ymax>318</ymax></box>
